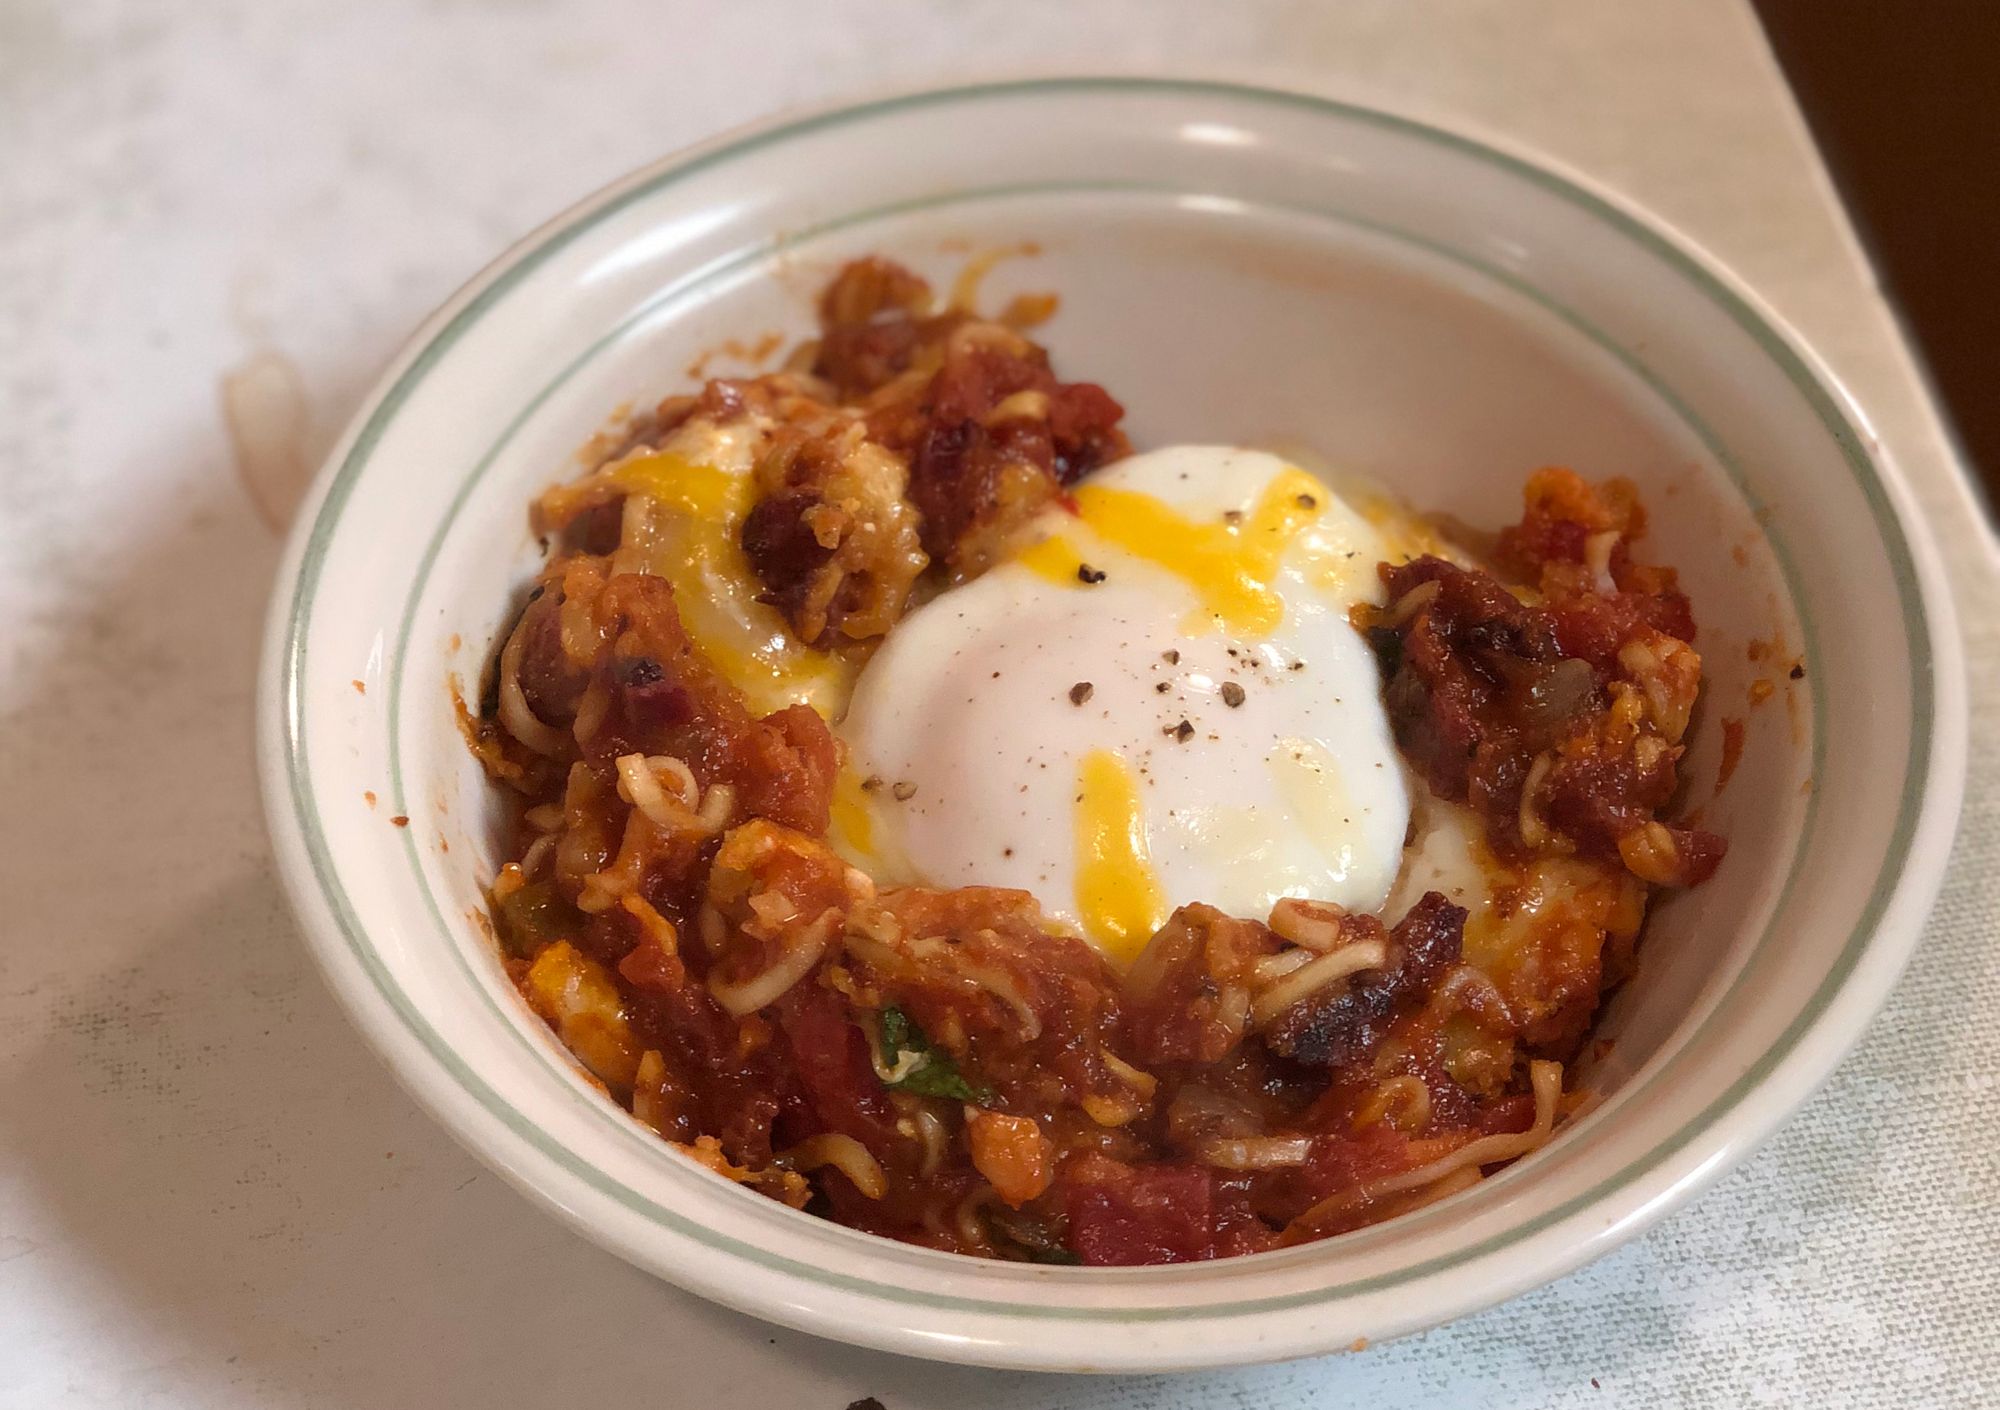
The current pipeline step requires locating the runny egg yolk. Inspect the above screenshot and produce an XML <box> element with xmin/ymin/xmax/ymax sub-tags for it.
<box><xmin>608</xmin><ymin>448</ymin><xmax>744</xmax><ymax>519</ymax></box>
<box><xmin>835</xmin><ymin>445</ymin><xmax>1419</xmax><ymax>961</ymax></box>
<box><xmin>828</xmin><ymin>764</ymin><xmax>878</xmax><ymax>860</ymax></box>
<box><xmin>1024</xmin><ymin>467</ymin><xmax>1331</xmax><ymax>635</ymax></box>
<box><xmin>1072</xmin><ymin>749</ymin><xmax>1170</xmax><ymax>959</ymax></box>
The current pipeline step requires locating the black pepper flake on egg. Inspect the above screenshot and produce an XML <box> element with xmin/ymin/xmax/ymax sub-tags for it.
<box><xmin>1223</xmin><ymin>509</ymin><xmax>1243</xmax><ymax>525</ymax></box>
<box><xmin>861</xmin><ymin>775</ymin><xmax>884</xmax><ymax>792</ymax></box>
<box><xmin>1296</xmin><ymin>492</ymin><xmax>1318</xmax><ymax>509</ymax></box>
<box><xmin>1167</xmin><ymin>719</ymin><xmax>1195</xmax><ymax>742</ymax></box>
<box><xmin>1162</xmin><ymin>649</ymin><xmax>1180</xmax><ymax>665</ymax></box>
<box><xmin>1069</xmin><ymin>681</ymin><xmax>1094</xmax><ymax>705</ymax></box>
<box><xmin>1154</xmin><ymin>681</ymin><xmax>1171</xmax><ymax>694</ymax></box>
<box><xmin>891</xmin><ymin>781</ymin><xmax>917</xmax><ymax>801</ymax></box>
<box><xmin>1790</xmin><ymin>663</ymin><xmax>1806</xmax><ymax>680</ymax></box>
<box><xmin>1221</xmin><ymin>682</ymin><xmax>1246</xmax><ymax>708</ymax></box>
<box><xmin>1289</xmin><ymin>661</ymin><xmax>1306</xmax><ymax>672</ymax></box>
<box><xmin>1076</xmin><ymin>563</ymin><xmax>1108</xmax><ymax>584</ymax></box>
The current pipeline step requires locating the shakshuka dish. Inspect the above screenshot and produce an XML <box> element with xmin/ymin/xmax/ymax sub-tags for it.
<box><xmin>464</xmin><ymin>255</ymin><xmax>1726</xmax><ymax>1265</ymax></box>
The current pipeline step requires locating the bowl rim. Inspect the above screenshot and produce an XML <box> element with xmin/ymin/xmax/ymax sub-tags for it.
<box><xmin>257</xmin><ymin>75</ymin><xmax>1968</xmax><ymax>1360</ymax></box>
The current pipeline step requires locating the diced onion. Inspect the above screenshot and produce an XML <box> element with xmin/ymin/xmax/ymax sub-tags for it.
<box><xmin>558</xmin><ymin>576</ymin><xmax>602</xmax><ymax>662</ymax></box>
<box><xmin>518</xmin><ymin>831</ymin><xmax>556</xmax><ymax>880</ymax></box>
<box><xmin>697</xmin><ymin>903</ymin><xmax>725</xmax><ymax>955</ymax></box>
<box><xmin>632</xmin><ymin>1050</ymin><xmax>670</xmax><ymax>1134</ymax></box>
<box><xmin>570</xmin><ymin>677</ymin><xmax>611</xmax><ymax>744</ymax></box>
<box><xmin>1215</xmin><ymin>984</ymin><xmax>1251</xmax><ymax>1038</ymax></box>
<box><xmin>696</xmin><ymin>782</ymin><xmax>737</xmax><ymax>833</ymax></box>
<box><xmin>1584</xmin><ymin>530</ymin><xmax>1620</xmax><ymax>592</ymax></box>
<box><xmin>523</xmin><ymin>803</ymin><xmax>565</xmax><ymax>831</ymax></box>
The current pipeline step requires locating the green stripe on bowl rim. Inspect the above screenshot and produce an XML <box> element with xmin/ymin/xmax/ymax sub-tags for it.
<box><xmin>278</xmin><ymin>77</ymin><xmax>1936</xmax><ymax>1321</ymax></box>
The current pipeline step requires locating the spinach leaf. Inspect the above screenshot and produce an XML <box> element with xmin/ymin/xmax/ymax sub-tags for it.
<box><xmin>494</xmin><ymin>881</ymin><xmax>581</xmax><ymax>960</ymax></box>
<box><xmin>876</xmin><ymin>1005</ymin><xmax>994</xmax><ymax>1103</ymax></box>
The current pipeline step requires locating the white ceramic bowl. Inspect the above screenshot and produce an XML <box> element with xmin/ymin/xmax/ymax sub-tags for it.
<box><xmin>258</xmin><ymin>79</ymin><xmax>1965</xmax><ymax>1371</ymax></box>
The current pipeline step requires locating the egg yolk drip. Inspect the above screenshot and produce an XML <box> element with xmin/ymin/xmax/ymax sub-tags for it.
<box><xmin>828</xmin><ymin>765</ymin><xmax>879</xmax><ymax>862</ymax></box>
<box><xmin>610</xmin><ymin>448</ymin><xmax>854</xmax><ymax>717</ymax></box>
<box><xmin>1072</xmin><ymin>749</ymin><xmax>1170</xmax><ymax>960</ymax></box>
<box><xmin>1024</xmin><ymin>467</ymin><xmax>1334</xmax><ymax>635</ymax></box>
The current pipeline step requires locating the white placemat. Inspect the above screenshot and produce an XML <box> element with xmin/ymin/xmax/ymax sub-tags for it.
<box><xmin>3</xmin><ymin>2</ymin><xmax>1994</xmax><ymax>1405</ymax></box>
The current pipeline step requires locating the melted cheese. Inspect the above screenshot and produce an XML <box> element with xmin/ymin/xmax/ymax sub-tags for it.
<box><xmin>607</xmin><ymin>434</ymin><xmax>856</xmax><ymax>718</ymax></box>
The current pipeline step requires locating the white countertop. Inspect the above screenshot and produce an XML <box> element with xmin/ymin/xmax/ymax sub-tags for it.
<box><xmin>4</xmin><ymin>2</ymin><xmax>1996</xmax><ymax>1406</ymax></box>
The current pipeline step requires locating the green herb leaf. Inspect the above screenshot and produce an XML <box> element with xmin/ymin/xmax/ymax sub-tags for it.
<box><xmin>494</xmin><ymin>881</ymin><xmax>581</xmax><ymax>960</ymax></box>
<box><xmin>876</xmin><ymin>1005</ymin><xmax>994</xmax><ymax>1103</ymax></box>
<box><xmin>896</xmin><ymin>1063</ymin><xmax>991</xmax><ymax>1103</ymax></box>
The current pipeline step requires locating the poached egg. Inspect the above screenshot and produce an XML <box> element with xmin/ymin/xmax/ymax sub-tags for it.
<box><xmin>834</xmin><ymin>446</ymin><xmax>1428</xmax><ymax>962</ymax></box>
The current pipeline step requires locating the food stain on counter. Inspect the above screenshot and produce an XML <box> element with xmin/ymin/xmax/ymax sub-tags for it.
<box><xmin>1715</xmin><ymin>717</ymin><xmax>1746</xmax><ymax>795</ymax></box>
<box><xmin>220</xmin><ymin>347</ymin><xmax>314</xmax><ymax>533</ymax></box>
